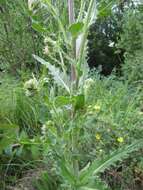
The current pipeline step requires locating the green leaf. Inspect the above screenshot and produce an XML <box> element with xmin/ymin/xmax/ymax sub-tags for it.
<box><xmin>59</xmin><ymin>160</ymin><xmax>76</xmax><ymax>186</ymax></box>
<box><xmin>32</xmin><ymin>22</ymin><xmax>46</xmax><ymax>33</ymax></box>
<box><xmin>78</xmin><ymin>0</ymin><xmax>97</xmax><ymax>67</ymax></box>
<box><xmin>0</xmin><ymin>0</ymin><xmax>6</xmax><ymax>4</ymax></box>
<box><xmin>98</xmin><ymin>0</ymin><xmax>116</xmax><ymax>18</ymax></box>
<box><xmin>0</xmin><ymin>124</ymin><xmax>19</xmax><ymax>154</ymax></box>
<box><xmin>80</xmin><ymin>187</ymin><xmax>98</xmax><ymax>190</ymax></box>
<box><xmin>79</xmin><ymin>139</ymin><xmax>143</xmax><ymax>185</ymax></box>
<box><xmin>69</xmin><ymin>22</ymin><xmax>84</xmax><ymax>38</ymax></box>
<box><xmin>54</xmin><ymin>96</ymin><xmax>72</xmax><ymax>107</ymax></box>
<box><xmin>31</xmin><ymin>145</ymin><xmax>40</xmax><ymax>159</ymax></box>
<box><xmin>93</xmin><ymin>179</ymin><xmax>110</xmax><ymax>190</ymax></box>
<box><xmin>79</xmin><ymin>176</ymin><xmax>110</xmax><ymax>190</ymax></box>
<box><xmin>42</xmin><ymin>0</ymin><xmax>68</xmax><ymax>42</ymax></box>
<box><xmin>74</xmin><ymin>94</ymin><xmax>85</xmax><ymax>110</ymax></box>
<box><xmin>33</xmin><ymin>55</ymin><xmax>70</xmax><ymax>94</ymax></box>
<box><xmin>54</xmin><ymin>94</ymin><xmax>85</xmax><ymax>110</ymax></box>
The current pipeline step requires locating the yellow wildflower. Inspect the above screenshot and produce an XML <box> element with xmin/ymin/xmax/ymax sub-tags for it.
<box><xmin>93</xmin><ymin>105</ymin><xmax>101</xmax><ymax>112</ymax></box>
<box><xmin>117</xmin><ymin>137</ymin><xmax>124</xmax><ymax>143</ymax></box>
<box><xmin>96</xmin><ymin>133</ymin><xmax>101</xmax><ymax>140</ymax></box>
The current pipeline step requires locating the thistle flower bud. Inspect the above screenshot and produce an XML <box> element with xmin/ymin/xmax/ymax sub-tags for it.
<box><xmin>84</xmin><ymin>78</ymin><xmax>94</xmax><ymax>90</ymax></box>
<box><xmin>24</xmin><ymin>78</ymin><xmax>38</xmax><ymax>90</ymax></box>
<box><xmin>28</xmin><ymin>0</ymin><xmax>38</xmax><ymax>11</ymax></box>
<box><xmin>43</xmin><ymin>46</ymin><xmax>49</xmax><ymax>55</ymax></box>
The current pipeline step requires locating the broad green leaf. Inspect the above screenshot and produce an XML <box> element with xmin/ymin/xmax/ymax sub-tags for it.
<box><xmin>74</xmin><ymin>94</ymin><xmax>85</xmax><ymax>110</ymax></box>
<box><xmin>54</xmin><ymin>95</ymin><xmax>85</xmax><ymax>110</ymax></box>
<box><xmin>69</xmin><ymin>22</ymin><xmax>84</xmax><ymax>38</ymax></box>
<box><xmin>54</xmin><ymin>96</ymin><xmax>72</xmax><ymax>107</ymax></box>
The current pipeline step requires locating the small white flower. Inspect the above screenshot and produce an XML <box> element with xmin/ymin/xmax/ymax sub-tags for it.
<box><xmin>109</xmin><ymin>41</ymin><xmax>115</xmax><ymax>47</ymax></box>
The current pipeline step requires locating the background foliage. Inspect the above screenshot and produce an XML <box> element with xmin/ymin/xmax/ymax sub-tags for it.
<box><xmin>0</xmin><ymin>0</ymin><xmax>143</xmax><ymax>190</ymax></box>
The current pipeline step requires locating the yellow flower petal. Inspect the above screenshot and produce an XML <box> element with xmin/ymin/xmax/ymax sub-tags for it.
<box><xmin>117</xmin><ymin>137</ymin><xmax>124</xmax><ymax>143</ymax></box>
<box><xmin>96</xmin><ymin>134</ymin><xmax>101</xmax><ymax>140</ymax></box>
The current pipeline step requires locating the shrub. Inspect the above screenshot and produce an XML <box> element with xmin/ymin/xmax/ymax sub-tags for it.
<box><xmin>118</xmin><ymin>8</ymin><xmax>143</xmax><ymax>82</ymax></box>
<box><xmin>118</xmin><ymin>9</ymin><xmax>143</xmax><ymax>55</ymax></box>
<box><xmin>122</xmin><ymin>50</ymin><xmax>143</xmax><ymax>83</ymax></box>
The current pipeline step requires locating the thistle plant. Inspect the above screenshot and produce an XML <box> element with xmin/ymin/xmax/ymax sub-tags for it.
<box><xmin>29</xmin><ymin>1</ymin><xmax>143</xmax><ymax>189</ymax></box>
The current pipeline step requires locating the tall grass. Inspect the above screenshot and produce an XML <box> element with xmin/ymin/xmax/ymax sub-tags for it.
<box><xmin>0</xmin><ymin>76</ymin><xmax>44</xmax><ymax>134</ymax></box>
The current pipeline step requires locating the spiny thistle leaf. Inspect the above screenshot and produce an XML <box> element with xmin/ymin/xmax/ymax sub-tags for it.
<box><xmin>79</xmin><ymin>187</ymin><xmax>98</xmax><ymax>190</ymax></box>
<box><xmin>79</xmin><ymin>175</ymin><xmax>111</xmax><ymax>190</ymax></box>
<box><xmin>33</xmin><ymin>55</ymin><xmax>70</xmax><ymax>94</ymax></box>
<box><xmin>79</xmin><ymin>139</ymin><xmax>143</xmax><ymax>185</ymax></box>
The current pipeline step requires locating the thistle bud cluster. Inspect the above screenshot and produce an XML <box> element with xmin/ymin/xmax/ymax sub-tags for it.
<box><xmin>24</xmin><ymin>78</ymin><xmax>38</xmax><ymax>97</ymax></box>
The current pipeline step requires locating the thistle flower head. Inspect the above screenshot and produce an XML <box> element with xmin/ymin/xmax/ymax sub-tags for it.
<box><xmin>43</xmin><ymin>46</ymin><xmax>49</xmax><ymax>55</ymax></box>
<box><xmin>24</xmin><ymin>78</ymin><xmax>38</xmax><ymax>90</ymax></box>
<box><xmin>84</xmin><ymin>78</ymin><xmax>94</xmax><ymax>89</ymax></box>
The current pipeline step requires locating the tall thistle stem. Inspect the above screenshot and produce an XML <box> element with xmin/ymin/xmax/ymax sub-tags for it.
<box><xmin>68</xmin><ymin>0</ymin><xmax>77</xmax><ymax>85</ymax></box>
<box><xmin>68</xmin><ymin>0</ymin><xmax>79</xmax><ymax>182</ymax></box>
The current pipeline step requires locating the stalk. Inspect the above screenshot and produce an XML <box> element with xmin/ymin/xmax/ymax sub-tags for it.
<box><xmin>68</xmin><ymin>0</ymin><xmax>79</xmax><ymax>184</ymax></box>
<box><xmin>68</xmin><ymin>0</ymin><xmax>77</xmax><ymax>85</ymax></box>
